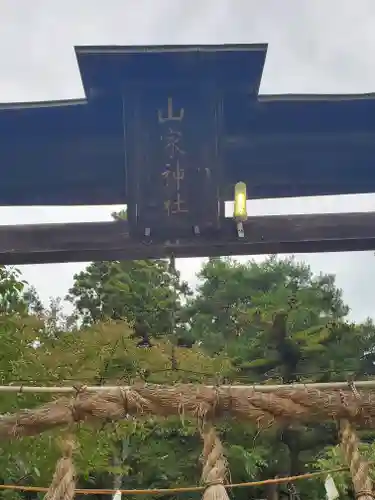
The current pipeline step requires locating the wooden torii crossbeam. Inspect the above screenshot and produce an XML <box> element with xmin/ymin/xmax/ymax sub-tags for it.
<box><xmin>1</xmin><ymin>43</ymin><xmax>375</xmax><ymax>262</ymax></box>
<box><xmin>0</xmin><ymin>211</ymin><xmax>375</xmax><ymax>265</ymax></box>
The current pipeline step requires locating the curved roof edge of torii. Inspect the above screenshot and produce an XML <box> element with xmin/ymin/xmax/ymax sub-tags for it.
<box><xmin>1</xmin><ymin>43</ymin><xmax>375</xmax><ymax>108</ymax></box>
<box><xmin>0</xmin><ymin>43</ymin><xmax>374</xmax><ymax>207</ymax></box>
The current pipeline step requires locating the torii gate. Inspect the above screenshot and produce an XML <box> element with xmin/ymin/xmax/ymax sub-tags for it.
<box><xmin>0</xmin><ymin>43</ymin><xmax>374</xmax><ymax>264</ymax></box>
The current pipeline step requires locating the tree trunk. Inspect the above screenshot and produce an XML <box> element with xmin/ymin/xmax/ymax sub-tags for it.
<box><xmin>112</xmin><ymin>437</ymin><xmax>130</xmax><ymax>491</ymax></box>
<box><xmin>266</xmin><ymin>483</ymin><xmax>279</xmax><ymax>500</ymax></box>
<box><xmin>112</xmin><ymin>451</ymin><xmax>122</xmax><ymax>491</ymax></box>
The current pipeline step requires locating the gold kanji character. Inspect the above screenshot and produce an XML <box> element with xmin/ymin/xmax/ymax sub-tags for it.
<box><xmin>161</xmin><ymin>170</ymin><xmax>171</xmax><ymax>186</ymax></box>
<box><xmin>158</xmin><ymin>97</ymin><xmax>184</xmax><ymax>123</ymax></box>
<box><xmin>164</xmin><ymin>128</ymin><xmax>185</xmax><ymax>157</ymax></box>
<box><xmin>173</xmin><ymin>161</ymin><xmax>185</xmax><ymax>190</ymax></box>
<box><xmin>164</xmin><ymin>199</ymin><xmax>171</xmax><ymax>216</ymax></box>
<box><xmin>171</xmin><ymin>193</ymin><xmax>188</xmax><ymax>214</ymax></box>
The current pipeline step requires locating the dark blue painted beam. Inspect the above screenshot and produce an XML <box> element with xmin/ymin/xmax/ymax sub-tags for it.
<box><xmin>75</xmin><ymin>44</ymin><xmax>267</xmax><ymax>94</ymax></box>
<box><xmin>0</xmin><ymin>97</ymin><xmax>126</xmax><ymax>205</ymax></box>
<box><xmin>0</xmin><ymin>43</ymin><xmax>374</xmax><ymax>206</ymax></box>
<box><xmin>224</xmin><ymin>91</ymin><xmax>375</xmax><ymax>197</ymax></box>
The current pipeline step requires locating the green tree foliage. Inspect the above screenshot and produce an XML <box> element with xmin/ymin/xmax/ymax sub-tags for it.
<box><xmin>66</xmin><ymin>259</ymin><xmax>191</xmax><ymax>340</ymax></box>
<box><xmin>185</xmin><ymin>256</ymin><xmax>375</xmax><ymax>500</ymax></box>
<box><xmin>188</xmin><ymin>256</ymin><xmax>342</xmax><ymax>330</ymax></box>
<box><xmin>0</xmin><ymin>316</ymin><xmax>230</xmax><ymax>498</ymax></box>
<box><xmin>0</xmin><ymin>255</ymin><xmax>374</xmax><ymax>500</ymax></box>
<box><xmin>66</xmin><ymin>210</ymin><xmax>191</xmax><ymax>339</ymax></box>
<box><xmin>0</xmin><ymin>266</ymin><xmax>28</xmax><ymax>314</ymax></box>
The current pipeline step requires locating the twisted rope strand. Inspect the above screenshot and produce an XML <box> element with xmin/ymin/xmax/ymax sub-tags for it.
<box><xmin>340</xmin><ymin>385</ymin><xmax>374</xmax><ymax>500</ymax></box>
<box><xmin>44</xmin><ymin>438</ymin><xmax>76</xmax><ymax>500</ymax></box>
<box><xmin>2</xmin><ymin>385</ymin><xmax>375</xmax><ymax>439</ymax></box>
<box><xmin>200</xmin><ymin>424</ymin><xmax>229</xmax><ymax>500</ymax></box>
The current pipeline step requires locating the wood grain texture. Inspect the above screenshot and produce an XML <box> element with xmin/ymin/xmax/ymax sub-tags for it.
<box><xmin>0</xmin><ymin>212</ymin><xmax>374</xmax><ymax>265</ymax></box>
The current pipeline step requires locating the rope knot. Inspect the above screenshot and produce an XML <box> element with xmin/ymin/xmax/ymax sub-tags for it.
<box><xmin>204</xmin><ymin>479</ymin><xmax>224</xmax><ymax>489</ymax></box>
<box><xmin>60</xmin><ymin>437</ymin><xmax>76</xmax><ymax>459</ymax></box>
<box><xmin>69</xmin><ymin>385</ymin><xmax>88</xmax><ymax>422</ymax></box>
<box><xmin>118</xmin><ymin>387</ymin><xmax>129</xmax><ymax>415</ymax></box>
<box><xmin>118</xmin><ymin>387</ymin><xmax>147</xmax><ymax>416</ymax></box>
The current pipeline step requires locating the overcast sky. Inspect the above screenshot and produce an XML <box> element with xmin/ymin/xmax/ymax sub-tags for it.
<box><xmin>1</xmin><ymin>0</ymin><xmax>375</xmax><ymax>321</ymax></box>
